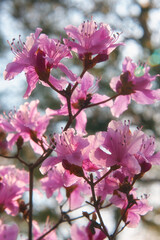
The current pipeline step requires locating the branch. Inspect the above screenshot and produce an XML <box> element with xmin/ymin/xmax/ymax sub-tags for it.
<box><xmin>36</xmin><ymin>217</ymin><xmax>63</xmax><ymax>240</ymax></box>
<box><xmin>94</xmin><ymin>165</ymin><xmax>120</xmax><ymax>186</ymax></box>
<box><xmin>89</xmin><ymin>174</ymin><xmax>111</xmax><ymax>239</ymax></box>
<box><xmin>28</xmin><ymin>165</ymin><xmax>34</xmax><ymax>240</ymax></box>
<box><xmin>0</xmin><ymin>154</ymin><xmax>29</xmax><ymax>167</ymax></box>
<box><xmin>85</xmin><ymin>93</ymin><xmax>120</xmax><ymax>109</ymax></box>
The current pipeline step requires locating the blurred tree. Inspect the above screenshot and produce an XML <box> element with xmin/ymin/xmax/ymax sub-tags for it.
<box><xmin>1</xmin><ymin>0</ymin><xmax>160</xmax><ymax>239</ymax></box>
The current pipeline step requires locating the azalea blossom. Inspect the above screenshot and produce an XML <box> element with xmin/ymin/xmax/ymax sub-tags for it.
<box><xmin>0</xmin><ymin>165</ymin><xmax>28</xmax><ymax>216</ymax></box>
<box><xmin>0</xmin><ymin>220</ymin><xmax>19</xmax><ymax>240</ymax></box>
<box><xmin>0</xmin><ymin>100</ymin><xmax>50</xmax><ymax>154</ymax></box>
<box><xmin>125</xmin><ymin>198</ymin><xmax>153</xmax><ymax>228</ymax></box>
<box><xmin>4</xmin><ymin>29</ymin><xmax>75</xmax><ymax>98</ymax></box>
<box><xmin>40</xmin><ymin>128</ymin><xmax>89</xmax><ymax>174</ymax></box>
<box><xmin>137</xmin><ymin>135</ymin><xmax>160</xmax><ymax>166</ymax></box>
<box><xmin>110</xmin><ymin>57</ymin><xmax>160</xmax><ymax>117</ymax></box>
<box><xmin>90</xmin><ymin>120</ymin><xmax>144</xmax><ymax>175</ymax></box>
<box><xmin>38</xmin><ymin>33</ymin><xmax>76</xmax><ymax>81</ymax></box>
<box><xmin>70</xmin><ymin>223</ymin><xmax>106</xmax><ymax>240</ymax></box>
<box><xmin>110</xmin><ymin>190</ymin><xmax>152</xmax><ymax>228</ymax></box>
<box><xmin>4</xmin><ymin>28</ymin><xmax>42</xmax><ymax>81</ymax></box>
<box><xmin>4</xmin><ymin>28</ymin><xmax>42</xmax><ymax>98</ymax></box>
<box><xmin>32</xmin><ymin>220</ymin><xmax>57</xmax><ymax>240</ymax></box>
<box><xmin>41</xmin><ymin>164</ymin><xmax>90</xmax><ymax>209</ymax></box>
<box><xmin>64</xmin><ymin>18</ymin><xmax>123</xmax><ymax>69</ymax></box>
<box><xmin>95</xmin><ymin>172</ymin><xmax>119</xmax><ymax>201</ymax></box>
<box><xmin>46</xmin><ymin>72</ymin><xmax>112</xmax><ymax>134</ymax></box>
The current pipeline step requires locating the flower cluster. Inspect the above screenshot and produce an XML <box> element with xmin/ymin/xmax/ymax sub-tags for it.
<box><xmin>0</xmin><ymin>100</ymin><xmax>50</xmax><ymax>154</ymax></box>
<box><xmin>110</xmin><ymin>57</ymin><xmax>160</xmax><ymax>117</ymax></box>
<box><xmin>1</xmin><ymin>18</ymin><xmax>160</xmax><ymax>239</ymax></box>
<box><xmin>0</xmin><ymin>165</ymin><xmax>28</xmax><ymax>216</ymax></box>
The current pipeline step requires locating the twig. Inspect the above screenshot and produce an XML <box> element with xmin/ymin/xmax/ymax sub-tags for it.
<box><xmin>85</xmin><ymin>93</ymin><xmax>120</xmax><ymax>109</ymax></box>
<box><xmin>28</xmin><ymin>165</ymin><xmax>34</xmax><ymax>240</ymax></box>
<box><xmin>89</xmin><ymin>174</ymin><xmax>111</xmax><ymax>239</ymax></box>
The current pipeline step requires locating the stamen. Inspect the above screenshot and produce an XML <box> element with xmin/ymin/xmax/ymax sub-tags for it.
<box><xmin>7</xmin><ymin>35</ymin><xmax>28</xmax><ymax>59</ymax></box>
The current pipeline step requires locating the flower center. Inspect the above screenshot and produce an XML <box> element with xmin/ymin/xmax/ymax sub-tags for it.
<box><xmin>118</xmin><ymin>71</ymin><xmax>135</xmax><ymax>95</ymax></box>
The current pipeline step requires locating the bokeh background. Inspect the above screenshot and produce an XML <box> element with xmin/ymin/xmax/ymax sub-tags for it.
<box><xmin>0</xmin><ymin>0</ymin><xmax>160</xmax><ymax>239</ymax></box>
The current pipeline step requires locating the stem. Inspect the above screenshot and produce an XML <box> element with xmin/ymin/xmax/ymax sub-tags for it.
<box><xmin>111</xmin><ymin>201</ymin><xmax>132</xmax><ymax>239</ymax></box>
<box><xmin>94</xmin><ymin>168</ymin><xmax>113</xmax><ymax>186</ymax></box>
<box><xmin>32</xmin><ymin>147</ymin><xmax>54</xmax><ymax>169</ymax></box>
<box><xmin>37</xmin><ymin>207</ymin><xmax>95</xmax><ymax>239</ymax></box>
<box><xmin>63</xmin><ymin>106</ymin><xmax>84</xmax><ymax>131</ymax></box>
<box><xmin>80</xmin><ymin>68</ymin><xmax>87</xmax><ymax>78</ymax></box>
<box><xmin>94</xmin><ymin>165</ymin><xmax>120</xmax><ymax>186</ymax></box>
<box><xmin>0</xmin><ymin>154</ymin><xmax>29</xmax><ymax>167</ymax></box>
<box><xmin>85</xmin><ymin>93</ymin><xmax>120</xmax><ymax>109</ymax></box>
<box><xmin>37</xmin><ymin>217</ymin><xmax>63</xmax><ymax>240</ymax></box>
<box><xmin>89</xmin><ymin>174</ymin><xmax>111</xmax><ymax>239</ymax></box>
<box><xmin>71</xmin><ymin>68</ymin><xmax>86</xmax><ymax>94</ymax></box>
<box><xmin>45</xmin><ymin>79</ymin><xmax>62</xmax><ymax>95</ymax></box>
<box><xmin>63</xmin><ymin>69</ymin><xmax>87</xmax><ymax>130</ymax></box>
<box><xmin>63</xmin><ymin>92</ymin><xmax>120</xmax><ymax>131</ymax></box>
<box><xmin>63</xmin><ymin>116</ymin><xmax>73</xmax><ymax>131</ymax></box>
<box><xmin>29</xmin><ymin>165</ymin><xmax>34</xmax><ymax>240</ymax></box>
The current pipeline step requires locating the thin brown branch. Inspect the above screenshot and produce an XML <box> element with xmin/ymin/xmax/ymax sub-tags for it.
<box><xmin>94</xmin><ymin>165</ymin><xmax>120</xmax><ymax>186</ymax></box>
<box><xmin>89</xmin><ymin>174</ymin><xmax>111</xmax><ymax>239</ymax></box>
<box><xmin>36</xmin><ymin>217</ymin><xmax>63</xmax><ymax>240</ymax></box>
<box><xmin>0</xmin><ymin>154</ymin><xmax>29</xmax><ymax>167</ymax></box>
<box><xmin>85</xmin><ymin>93</ymin><xmax>120</xmax><ymax>109</ymax></box>
<box><xmin>28</xmin><ymin>165</ymin><xmax>34</xmax><ymax>240</ymax></box>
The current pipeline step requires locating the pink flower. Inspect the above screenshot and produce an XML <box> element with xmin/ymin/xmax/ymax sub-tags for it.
<box><xmin>0</xmin><ymin>100</ymin><xmax>50</xmax><ymax>154</ymax></box>
<box><xmin>125</xmin><ymin>198</ymin><xmax>153</xmax><ymax>228</ymax></box>
<box><xmin>38</xmin><ymin>34</ymin><xmax>76</xmax><ymax>81</ymax></box>
<box><xmin>135</xmin><ymin>134</ymin><xmax>160</xmax><ymax>175</ymax></box>
<box><xmin>40</xmin><ymin>128</ymin><xmax>89</xmax><ymax>174</ymax></box>
<box><xmin>0</xmin><ymin>165</ymin><xmax>29</xmax><ymax>216</ymax></box>
<box><xmin>70</xmin><ymin>223</ymin><xmax>106</xmax><ymax>240</ymax></box>
<box><xmin>110</xmin><ymin>57</ymin><xmax>160</xmax><ymax>117</ymax></box>
<box><xmin>32</xmin><ymin>220</ymin><xmax>57</xmax><ymax>240</ymax></box>
<box><xmin>4</xmin><ymin>29</ymin><xmax>76</xmax><ymax>98</ymax></box>
<box><xmin>4</xmin><ymin>28</ymin><xmax>42</xmax><ymax>81</ymax></box>
<box><xmin>95</xmin><ymin>172</ymin><xmax>119</xmax><ymax>201</ymax></box>
<box><xmin>0</xmin><ymin>220</ymin><xmax>19</xmax><ymax>240</ymax></box>
<box><xmin>64</xmin><ymin>18</ymin><xmax>123</xmax><ymax>69</ymax></box>
<box><xmin>46</xmin><ymin>72</ymin><xmax>112</xmax><ymax>134</ymax></box>
<box><xmin>110</xmin><ymin>190</ymin><xmax>152</xmax><ymax>228</ymax></box>
<box><xmin>90</xmin><ymin>120</ymin><xmax>144</xmax><ymax>175</ymax></box>
<box><xmin>41</xmin><ymin>164</ymin><xmax>90</xmax><ymax>209</ymax></box>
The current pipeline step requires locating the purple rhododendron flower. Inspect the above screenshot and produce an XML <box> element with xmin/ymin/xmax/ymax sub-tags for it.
<box><xmin>4</xmin><ymin>28</ymin><xmax>42</xmax><ymax>81</ymax></box>
<box><xmin>90</xmin><ymin>120</ymin><xmax>144</xmax><ymax>175</ymax></box>
<box><xmin>110</xmin><ymin>190</ymin><xmax>152</xmax><ymax>228</ymax></box>
<box><xmin>70</xmin><ymin>223</ymin><xmax>106</xmax><ymax>240</ymax></box>
<box><xmin>4</xmin><ymin>29</ymin><xmax>76</xmax><ymax>98</ymax></box>
<box><xmin>32</xmin><ymin>220</ymin><xmax>57</xmax><ymax>240</ymax></box>
<box><xmin>90</xmin><ymin>120</ymin><xmax>160</xmax><ymax>179</ymax></box>
<box><xmin>0</xmin><ymin>165</ymin><xmax>28</xmax><ymax>216</ymax></box>
<box><xmin>95</xmin><ymin>171</ymin><xmax>119</xmax><ymax>201</ymax></box>
<box><xmin>41</xmin><ymin>163</ymin><xmax>90</xmax><ymax>209</ymax></box>
<box><xmin>125</xmin><ymin>198</ymin><xmax>153</xmax><ymax>228</ymax></box>
<box><xmin>46</xmin><ymin>72</ymin><xmax>112</xmax><ymax>134</ymax></box>
<box><xmin>137</xmin><ymin>135</ymin><xmax>160</xmax><ymax>169</ymax></box>
<box><xmin>64</xmin><ymin>17</ymin><xmax>123</xmax><ymax>68</ymax></box>
<box><xmin>0</xmin><ymin>220</ymin><xmax>19</xmax><ymax>240</ymax></box>
<box><xmin>0</xmin><ymin>100</ymin><xmax>50</xmax><ymax>154</ymax></box>
<box><xmin>110</xmin><ymin>57</ymin><xmax>160</xmax><ymax>117</ymax></box>
<box><xmin>40</xmin><ymin>128</ymin><xmax>89</xmax><ymax>174</ymax></box>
